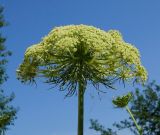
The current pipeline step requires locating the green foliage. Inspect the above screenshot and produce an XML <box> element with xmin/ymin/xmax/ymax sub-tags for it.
<box><xmin>0</xmin><ymin>5</ymin><xmax>17</xmax><ymax>134</ymax></box>
<box><xmin>0</xmin><ymin>6</ymin><xmax>12</xmax><ymax>85</ymax></box>
<box><xmin>90</xmin><ymin>119</ymin><xmax>117</xmax><ymax>135</ymax></box>
<box><xmin>17</xmin><ymin>25</ymin><xmax>147</xmax><ymax>96</ymax></box>
<box><xmin>0</xmin><ymin>90</ymin><xmax>17</xmax><ymax>133</ymax></box>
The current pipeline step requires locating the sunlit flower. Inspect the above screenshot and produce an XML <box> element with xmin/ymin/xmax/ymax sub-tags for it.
<box><xmin>17</xmin><ymin>25</ymin><xmax>147</xmax><ymax>95</ymax></box>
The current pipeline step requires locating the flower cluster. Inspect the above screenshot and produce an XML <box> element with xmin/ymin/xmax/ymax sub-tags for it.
<box><xmin>112</xmin><ymin>92</ymin><xmax>132</xmax><ymax>108</ymax></box>
<box><xmin>17</xmin><ymin>25</ymin><xmax>147</xmax><ymax>93</ymax></box>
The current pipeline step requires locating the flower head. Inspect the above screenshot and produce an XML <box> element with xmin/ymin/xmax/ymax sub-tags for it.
<box><xmin>112</xmin><ymin>92</ymin><xmax>132</xmax><ymax>108</ymax></box>
<box><xmin>17</xmin><ymin>25</ymin><xmax>147</xmax><ymax>96</ymax></box>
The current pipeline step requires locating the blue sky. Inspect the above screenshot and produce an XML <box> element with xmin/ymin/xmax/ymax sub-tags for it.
<box><xmin>1</xmin><ymin>0</ymin><xmax>160</xmax><ymax>135</ymax></box>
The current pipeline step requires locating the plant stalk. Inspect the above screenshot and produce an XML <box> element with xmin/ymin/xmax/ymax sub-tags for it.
<box><xmin>77</xmin><ymin>81</ymin><xmax>84</xmax><ymax>135</ymax></box>
<box><xmin>125</xmin><ymin>106</ymin><xmax>142</xmax><ymax>135</ymax></box>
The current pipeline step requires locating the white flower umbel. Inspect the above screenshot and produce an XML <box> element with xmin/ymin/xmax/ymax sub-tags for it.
<box><xmin>17</xmin><ymin>25</ymin><xmax>147</xmax><ymax>135</ymax></box>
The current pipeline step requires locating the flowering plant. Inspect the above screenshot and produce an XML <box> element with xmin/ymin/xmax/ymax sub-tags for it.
<box><xmin>17</xmin><ymin>25</ymin><xmax>147</xmax><ymax>135</ymax></box>
<box><xmin>113</xmin><ymin>93</ymin><xmax>143</xmax><ymax>135</ymax></box>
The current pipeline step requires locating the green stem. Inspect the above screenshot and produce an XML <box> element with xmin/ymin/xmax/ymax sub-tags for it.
<box><xmin>125</xmin><ymin>106</ymin><xmax>142</xmax><ymax>135</ymax></box>
<box><xmin>77</xmin><ymin>81</ymin><xmax>84</xmax><ymax>135</ymax></box>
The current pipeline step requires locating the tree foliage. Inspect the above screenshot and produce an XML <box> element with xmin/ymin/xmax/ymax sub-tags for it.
<box><xmin>0</xmin><ymin>90</ymin><xmax>16</xmax><ymax>134</ymax></box>
<box><xmin>90</xmin><ymin>119</ymin><xmax>117</xmax><ymax>135</ymax></box>
<box><xmin>0</xmin><ymin>5</ymin><xmax>16</xmax><ymax>134</ymax></box>
<box><xmin>0</xmin><ymin>6</ymin><xmax>11</xmax><ymax>85</ymax></box>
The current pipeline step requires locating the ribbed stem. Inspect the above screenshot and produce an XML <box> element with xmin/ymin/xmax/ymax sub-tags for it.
<box><xmin>77</xmin><ymin>81</ymin><xmax>84</xmax><ymax>135</ymax></box>
<box><xmin>77</xmin><ymin>43</ymin><xmax>86</xmax><ymax>135</ymax></box>
<box><xmin>125</xmin><ymin>106</ymin><xmax>143</xmax><ymax>135</ymax></box>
